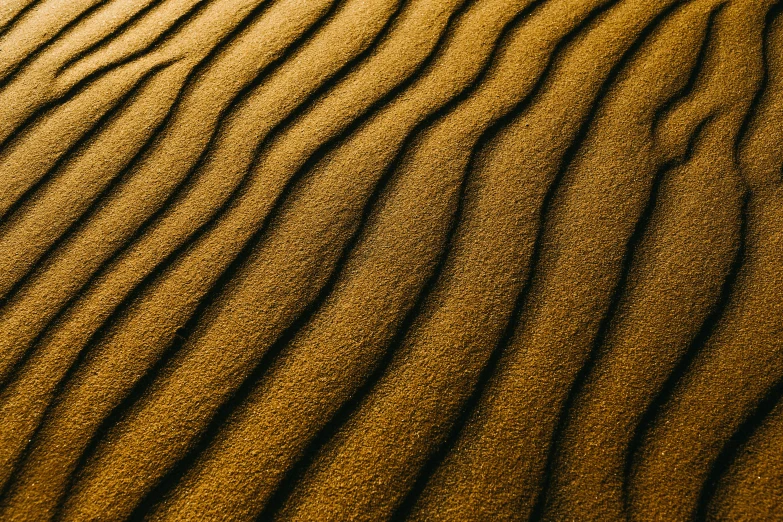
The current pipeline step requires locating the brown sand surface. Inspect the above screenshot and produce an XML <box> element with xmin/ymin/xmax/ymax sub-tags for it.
<box><xmin>0</xmin><ymin>0</ymin><xmax>781</xmax><ymax>520</ymax></box>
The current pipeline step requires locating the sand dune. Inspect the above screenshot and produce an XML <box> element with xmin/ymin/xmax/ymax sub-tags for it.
<box><xmin>0</xmin><ymin>0</ymin><xmax>781</xmax><ymax>520</ymax></box>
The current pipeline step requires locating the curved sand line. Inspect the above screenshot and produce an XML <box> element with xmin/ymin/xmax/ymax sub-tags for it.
<box><xmin>0</xmin><ymin>0</ymin><xmax>782</xmax><ymax>520</ymax></box>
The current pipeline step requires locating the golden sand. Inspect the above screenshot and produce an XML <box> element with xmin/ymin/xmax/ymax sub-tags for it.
<box><xmin>0</xmin><ymin>0</ymin><xmax>782</xmax><ymax>520</ymax></box>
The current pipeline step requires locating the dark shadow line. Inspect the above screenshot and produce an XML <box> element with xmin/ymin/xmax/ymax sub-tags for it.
<box><xmin>694</xmin><ymin>374</ymin><xmax>783</xmax><ymax>520</ymax></box>
<box><xmin>54</xmin><ymin>0</ymin><xmax>166</xmax><ymax>75</ymax></box>
<box><xmin>0</xmin><ymin>58</ymin><xmax>176</xmax><ymax>236</ymax></box>
<box><xmin>390</xmin><ymin>1</ymin><xmax>622</xmax><ymax>518</ymax></box>
<box><xmin>650</xmin><ymin>1</ymin><xmax>726</xmax><ymax>132</ymax></box>
<box><xmin>0</xmin><ymin>0</ymin><xmax>283</xmax><ymax>505</ymax></box>
<box><xmin>533</xmin><ymin>111</ymin><xmax>712</xmax><ymax>521</ymax></box>
<box><xmin>693</xmin><ymin>5</ymin><xmax>783</xmax><ymax>519</ymax></box>
<box><xmin>53</xmin><ymin>0</ymin><xmax>213</xmax><ymax>77</ymax></box>
<box><xmin>0</xmin><ymin>0</ymin><xmax>237</xmax><ymax>158</ymax></box>
<box><xmin>621</xmin><ymin>3</ymin><xmax>783</xmax><ymax>512</ymax></box>
<box><xmin>734</xmin><ymin>1</ymin><xmax>783</xmax><ymax>165</ymax></box>
<box><xmin>0</xmin><ymin>0</ymin><xmax>41</xmax><ymax>39</ymax></box>
<box><xmin>0</xmin><ymin>0</ymin><xmax>114</xmax><ymax>89</ymax></box>
<box><xmin>530</xmin><ymin>1</ymin><xmax>726</xmax><ymax>517</ymax></box>
<box><xmin>622</xmin><ymin>192</ymin><xmax>749</xmax><ymax>516</ymax></box>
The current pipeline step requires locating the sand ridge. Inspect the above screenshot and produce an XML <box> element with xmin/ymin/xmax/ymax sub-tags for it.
<box><xmin>0</xmin><ymin>0</ymin><xmax>782</xmax><ymax>520</ymax></box>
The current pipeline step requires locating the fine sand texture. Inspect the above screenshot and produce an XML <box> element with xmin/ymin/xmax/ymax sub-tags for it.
<box><xmin>0</xmin><ymin>0</ymin><xmax>782</xmax><ymax>520</ymax></box>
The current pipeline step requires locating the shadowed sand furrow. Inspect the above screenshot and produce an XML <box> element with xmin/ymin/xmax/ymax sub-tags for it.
<box><xmin>377</xmin><ymin>1</ymin><xmax>693</xmax><ymax>520</ymax></box>
<box><xmin>0</xmin><ymin>0</ymin><xmax>307</xmax><ymax>378</ymax></box>
<box><xmin>0</xmin><ymin>0</ymin><xmax>108</xmax><ymax>83</ymax></box>
<box><xmin>0</xmin><ymin>0</ymin><xmax>337</xmax><ymax>371</ymax></box>
<box><xmin>0</xmin><ymin>0</ymin><xmax>781</xmax><ymax>519</ymax></box>
<box><xmin>0</xmin><ymin>0</ymin><xmax>349</xmax><ymax>516</ymax></box>
<box><xmin>625</xmin><ymin>2</ymin><xmax>779</xmax><ymax>521</ymax></box>
<box><xmin>0</xmin><ymin>0</ymin><xmax>487</xmax><ymax>516</ymax></box>
<box><xmin>0</xmin><ymin>0</ymin><xmax>454</xmax><ymax>496</ymax></box>
<box><xmin>707</xmin><ymin>384</ymin><xmax>783</xmax><ymax>520</ymax></box>
<box><xmin>49</xmin><ymin>0</ymin><xmax>554</xmax><ymax>518</ymax></box>
<box><xmin>0</xmin><ymin>1</ymin><xmax>37</xmax><ymax>37</ymax></box>
<box><xmin>626</xmin><ymin>3</ymin><xmax>782</xmax><ymax>520</ymax></box>
<box><xmin>128</xmin><ymin>1</ymin><xmax>619</xmax><ymax>520</ymax></box>
<box><xmin>529</xmin><ymin>2</ymin><xmax>738</xmax><ymax>520</ymax></box>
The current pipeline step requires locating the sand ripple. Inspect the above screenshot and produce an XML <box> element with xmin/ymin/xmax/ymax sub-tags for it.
<box><xmin>0</xmin><ymin>0</ymin><xmax>782</xmax><ymax>520</ymax></box>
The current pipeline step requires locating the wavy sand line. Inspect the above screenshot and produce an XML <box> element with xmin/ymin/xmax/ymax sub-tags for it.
<box><xmin>0</xmin><ymin>0</ymin><xmax>781</xmax><ymax>520</ymax></box>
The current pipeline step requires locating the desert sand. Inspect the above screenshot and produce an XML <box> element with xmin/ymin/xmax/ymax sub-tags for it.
<box><xmin>0</xmin><ymin>0</ymin><xmax>782</xmax><ymax>520</ymax></box>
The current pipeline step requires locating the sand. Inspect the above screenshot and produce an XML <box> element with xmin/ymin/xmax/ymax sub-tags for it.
<box><xmin>0</xmin><ymin>0</ymin><xmax>781</xmax><ymax>520</ymax></box>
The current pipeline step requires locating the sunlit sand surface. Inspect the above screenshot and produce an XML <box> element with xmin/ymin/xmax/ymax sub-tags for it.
<box><xmin>0</xmin><ymin>0</ymin><xmax>782</xmax><ymax>520</ymax></box>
